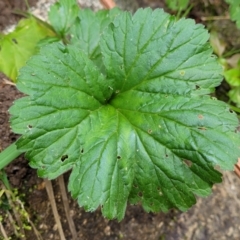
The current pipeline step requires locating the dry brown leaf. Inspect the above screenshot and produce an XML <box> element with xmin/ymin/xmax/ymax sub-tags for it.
<box><xmin>234</xmin><ymin>158</ymin><xmax>240</xmax><ymax>178</ymax></box>
<box><xmin>100</xmin><ymin>0</ymin><xmax>116</xmax><ymax>9</ymax></box>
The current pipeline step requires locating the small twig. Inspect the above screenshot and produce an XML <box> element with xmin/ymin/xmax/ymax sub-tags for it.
<box><xmin>7</xmin><ymin>210</ymin><xmax>19</xmax><ymax>237</ymax></box>
<box><xmin>100</xmin><ymin>0</ymin><xmax>116</xmax><ymax>9</ymax></box>
<box><xmin>28</xmin><ymin>219</ymin><xmax>43</xmax><ymax>240</ymax></box>
<box><xmin>234</xmin><ymin>158</ymin><xmax>240</xmax><ymax>178</ymax></box>
<box><xmin>58</xmin><ymin>175</ymin><xmax>78</xmax><ymax>240</ymax></box>
<box><xmin>201</xmin><ymin>15</ymin><xmax>230</xmax><ymax>21</ymax></box>
<box><xmin>0</xmin><ymin>220</ymin><xmax>9</xmax><ymax>239</ymax></box>
<box><xmin>16</xmin><ymin>198</ymin><xmax>43</xmax><ymax>240</ymax></box>
<box><xmin>2</xmin><ymin>78</ymin><xmax>16</xmax><ymax>86</ymax></box>
<box><xmin>44</xmin><ymin>179</ymin><xmax>66</xmax><ymax>240</ymax></box>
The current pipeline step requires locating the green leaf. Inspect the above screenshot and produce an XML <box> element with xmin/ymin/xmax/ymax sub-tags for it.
<box><xmin>165</xmin><ymin>0</ymin><xmax>190</xmax><ymax>11</ymax></box>
<box><xmin>10</xmin><ymin>8</ymin><xmax>240</xmax><ymax>220</ymax></box>
<box><xmin>225</xmin><ymin>0</ymin><xmax>240</xmax><ymax>29</ymax></box>
<box><xmin>101</xmin><ymin>9</ymin><xmax>222</xmax><ymax>95</ymax></box>
<box><xmin>69</xmin><ymin>8</ymin><xmax>121</xmax><ymax>71</ymax></box>
<box><xmin>48</xmin><ymin>0</ymin><xmax>79</xmax><ymax>38</ymax></box>
<box><xmin>224</xmin><ymin>68</ymin><xmax>240</xmax><ymax>86</ymax></box>
<box><xmin>0</xmin><ymin>17</ymin><xmax>55</xmax><ymax>82</ymax></box>
<box><xmin>228</xmin><ymin>87</ymin><xmax>240</xmax><ymax>107</ymax></box>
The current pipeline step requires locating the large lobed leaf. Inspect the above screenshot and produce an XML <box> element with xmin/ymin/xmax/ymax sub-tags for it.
<box><xmin>10</xmin><ymin>8</ymin><xmax>240</xmax><ymax>220</ymax></box>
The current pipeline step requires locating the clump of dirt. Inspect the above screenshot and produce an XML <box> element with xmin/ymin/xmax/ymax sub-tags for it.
<box><xmin>0</xmin><ymin>0</ymin><xmax>38</xmax><ymax>32</ymax></box>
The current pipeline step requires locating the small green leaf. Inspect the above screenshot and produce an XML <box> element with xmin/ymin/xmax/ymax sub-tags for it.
<box><xmin>166</xmin><ymin>0</ymin><xmax>190</xmax><ymax>11</ymax></box>
<box><xmin>228</xmin><ymin>87</ymin><xmax>240</xmax><ymax>107</ymax></box>
<box><xmin>10</xmin><ymin>8</ymin><xmax>240</xmax><ymax>220</ymax></box>
<box><xmin>224</xmin><ymin>68</ymin><xmax>240</xmax><ymax>86</ymax></box>
<box><xmin>0</xmin><ymin>17</ymin><xmax>55</xmax><ymax>82</ymax></box>
<box><xmin>225</xmin><ymin>0</ymin><xmax>240</xmax><ymax>29</ymax></box>
<box><xmin>48</xmin><ymin>0</ymin><xmax>79</xmax><ymax>38</ymax></box>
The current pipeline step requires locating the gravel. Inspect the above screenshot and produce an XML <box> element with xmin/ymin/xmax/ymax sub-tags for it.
<box><xmin>3</xmin><ymin>0</ymin><xmax>104</xmax><ymax>33</ymax></box>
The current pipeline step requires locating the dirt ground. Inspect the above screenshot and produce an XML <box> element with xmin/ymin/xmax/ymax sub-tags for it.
<box><xmin>1</xmin><ymin>0</ymin><xmax>240</xmax><ymax>239</ymax></box>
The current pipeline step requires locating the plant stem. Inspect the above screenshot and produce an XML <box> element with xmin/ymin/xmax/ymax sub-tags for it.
<box><xmin>0</xmin><ymin>220</ymin><xmax>9</xmax><ymax>240</ymax></box>
<box><xmin>45</xmin><ymin>179</ymin><xmax>66</xmax><ymax>240</ymax></box>
<box><xmin>0</xmin><ymin>143</ymin><xmax>22</xmax><ymax>170</ymax></box>
<box><xmin>24</xmin><ymin>0</ymin><xmax>30</xmax><ymax>11</ymax></box>
<box><xmin>58</xmin><ymin>175</ymin><xmax>78</xmax><ymax>240</ymax></box>
<box><xmin>201</xmin><ymin>15</ymin><xmax>230</xmax><ymax>21</ymax></box>
<box><xmin>0</xmin><ymin>170</ymin><xmax>11</xmax><ymax>190</ymax></box>
<box><xmin>229</xmin><ymin>105</ymin><xmax>240</xmax><ymax>114</ymax></box>
<box><xmin>6</xmin><ymin>210</ymin><xmax>19</xmax><ymax>237</ymax></box>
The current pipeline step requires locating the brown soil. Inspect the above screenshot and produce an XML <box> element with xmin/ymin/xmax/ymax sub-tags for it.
<box><xmin>1</xmin><ymin>0</ymin><xmax>240</xmax><ymax>240</ymax></box>
<box><xmin>0</xmin><ymin>0</ymin><xmax>38</xmax><ymax>32</ymax></box>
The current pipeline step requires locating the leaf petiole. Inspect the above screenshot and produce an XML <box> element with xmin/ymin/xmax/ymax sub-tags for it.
<box><xmin>0</xmin><ymin>143</ymin><xmax>22</xmax><ymax>170</ymax></box>
<box><xmin>229</xmin><ymin>104</ymin><xmax>240</xmax><ymax>114</ymax></box>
